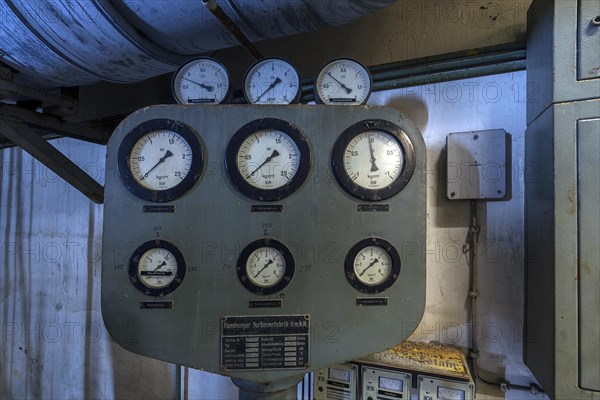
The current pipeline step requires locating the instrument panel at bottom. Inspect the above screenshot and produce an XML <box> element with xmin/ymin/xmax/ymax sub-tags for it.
<box><xmin>101</xmin><ymin>105</ymin><xmax>426</xmax><ymax>384</ymax></box>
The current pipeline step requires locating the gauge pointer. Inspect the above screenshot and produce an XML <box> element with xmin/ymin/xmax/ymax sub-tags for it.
<box><xmin>253</xmin><ymin>259</ymin><xmax>274</xmax><ymax>278</ymax></box>
<box><xmin>327</xmin><ymin>72</ymin><xmax>352</xmax><ymax>94</ymax></box>
<box><xmin>246</xmin><ymin>149</ymin><xmax>280</xmax><ymax>179</ymax></box>
<box><xmin>359</xmin><ymin>258</ymin><xmax>379</xmax><ymax>276</ymax></box>
<box><xmin>140</xmin><ymin>150</ymin><xmax>173</xmax><ymax>181</ymax></box>
<box><xmin>367</xmin><ymin>135</ymin><xmax>379</xmax><ymax>172</ymax></box>
<box><xmin>255</xmin><ymin>77</ymin><xmax>282</xmax><ymax>102</ymax></box>
<box><xmin>152</xmin><ymin>261</ymin><xmax>166</xmax><ymax>272</ymax></box>
<box><xmin>182</xmin><ymin>77</ymin><xmax>214</xmax><ymax>92</ymax></box>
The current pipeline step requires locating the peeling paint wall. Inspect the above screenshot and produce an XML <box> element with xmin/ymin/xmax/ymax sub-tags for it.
<box><xmin>1</xmin><ymin>71</ymin><xmax>544</xmax><ymax>399</ymax></box>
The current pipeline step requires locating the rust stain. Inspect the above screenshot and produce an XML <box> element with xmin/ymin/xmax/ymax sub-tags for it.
<box><xmin>567</xmin><ymin>184</ymin><xmax>576</xmax><ymax>215</ymax></box>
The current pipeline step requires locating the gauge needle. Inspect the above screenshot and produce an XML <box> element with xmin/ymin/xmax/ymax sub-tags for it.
<box><xmin>359</xmin><ymin>258</ymin><xmax>379</xmax><ymax>276</ymax></box>
<box><xmin>255</xmin><ymin>77</ymin><xmax>282</xmax><ymax>102</ymax></box>
<box><xmin>182</xmin><ymin>77</ymin><xmax>214</xmax><ymax>92</ymax></box>
<box><xmin>327</xmin><ymin>72</ymin><xmax>352</xmax><ymax>94</ymax></box>
<box><xmin>152</xmin><ymin>261</ymin><xmax>166</xmax><ymax>272</ymax></box>
<box><xmin>141</xmin><ymin>150</ymin><xmax>174</xmax><ymax>181</ymax></box>
<box><xmin>246</xmin><ymin>150</ymin><xmax>280</xmax><ymax>179</ymax></box>
<box><xmin>253</xmin><ymin>259</ymin><xmax>273</xmax><ymax>278</ymax></box>
<box><xmin>367</xmin><ymin>135</ymin><xmax>379</xmax><ymax>172</ymax></box>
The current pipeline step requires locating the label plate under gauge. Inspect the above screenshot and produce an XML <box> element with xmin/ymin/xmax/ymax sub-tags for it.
<box><xmin>221</xmin><ymin>315</ymin><xmax>309</xmax><ymax>371</ymax></box>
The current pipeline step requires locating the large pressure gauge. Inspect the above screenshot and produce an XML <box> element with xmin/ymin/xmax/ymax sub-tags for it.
<box><xmin>243</xmin><ymin>58</ymin><xmax>300</xmax><ymax>105</ymax></box>
<box><xmin>172</xmin><ymin>57</ymin><xmax>231</xmax><ymax>104</ymax></box>
<box><xmin>345</xmin><ymin>238</ymin><xmax>401</xmax><ymax>294</ymax></box>
<box><xmin>314</xmin><ymin>58</ymin><xmax>372</xmax><ymax>105</ymax></box>
<box><xmin>236</xmin><ymin>238</ymin><xmax>295</xmax><ymax>295</ymax></box>
<box><xmin>332</xmin><ymin>119</ymin><xmax>415</xmax><ymax>201</ymax></box>
<box><xmin>118</xmin><ymin>119</ymin><xmax>204</xmax><ymax>202</ymax></box>
<box><xmin>225</xmin><ymin>118</ymin><xmax>311</xmax><ymax>201</ymax></box>
<box><xmin>129</xmin><ymin>240</ymin><xmax>186</xmax><ymax>297</ymax></box>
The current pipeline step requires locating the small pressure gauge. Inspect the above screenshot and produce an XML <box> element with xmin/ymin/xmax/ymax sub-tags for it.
<box><xmin>225</xmin><ymin>118</ymin><xmax>311</xmax><ymax>201</ymax></box>
<box><xmin>172</xmin><ymin>57</ymin><xmax>231</xmax><ymax>104</ymax></box>
<box><xmin>314</xmin><ymin>58</ymin><xmax>372</xmax><ymax>105</ymax></box>
<box><xmin>345</xmin><ymin>238</ymin><xmax>401</xmax><ymax>294</ymax></box>
<box><xmin>237</xmin><ymin>238</ymin><xmax>295</xmax><ymax>295</ymax></box>
<box><xmin>118</xmin><ymin>119</ymin><xmax>204</xmax><ymax>202</ymax></box>
<box><xmin>332</xmin><ymin>119</ymin><xmax>415</xmax><ymax>201</ymax></box>
<box><xmin>243</xmin><ymin>58</ymin><xmax>300</xmax><ymax>104</ymax></box>
<box><xmin>129</xmin><ymin>240</ymin><xmax>186</xmax><ymax>297</ymax></box>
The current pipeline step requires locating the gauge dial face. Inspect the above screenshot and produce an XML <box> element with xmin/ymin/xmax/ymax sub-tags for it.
<box><xmin>129</xmin><ymin>240</ymin><xmax>186</xmax><ymax>297</ymax></box>
<box><xmin>138</xmin><ymin>247</ymin><xmax>178</xmax><ymax>289</ymax></box>
<box><xmin>236</xmin><ymin>129</ymin><xmax>300</xmax><ymax>190</ymax></box>
<box><xmin>172</xmin><ymin>58</ymin><xmax>230</xmax><ymax>104</ymax></box>
<box><xmin>332</xmin><ymin>119</ymin><xmax>415</xmax><ymax>202</ymax></box>
<box><xmin>128</xmin><ymin>129</ymin><xmax>193</xmax><ymax>191</ymax></box>
<box><xmin>343</xmin><ymin>130</ymin><xmax>404</xmax><ymax>190</ymax></box>
<box><xmin>353</xmin><ymin>245</ymin><xmax>392</xmax><ymax>286</ymax></box>
<box><xmin>243</xmin><ymin>58</ymin><xmax>300</xmax><ymax>104</ymax></box>
<box><xmin>246</xmin><ymin>247</ymin><xmax>286</xmax><ymax>288</ymax></box>
<box><xmin>118</xmin><ymin>119</ymin><xmax>204</xmax><ymax>202</ymax></box>
<box><xmin>237</xmin><ymin>238</ymin><xmax>295</xmax><ymax>295</ymax></box>
<box><xmin>315</xmin><ymin>59</ymin><xmax>372</xmax><ymax>105</ymax></box>
<box><xmin>345</xmin><ymin>238</ymin><xmax>401</xmax><ymax>294</ymax></box>
<box><xmin>226</xmin><ymin>118</ymin><xmax>311</xmax><ymax>202</ymax></box>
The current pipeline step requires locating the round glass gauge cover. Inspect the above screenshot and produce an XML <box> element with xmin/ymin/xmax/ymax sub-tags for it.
<box><xmin>225</xmin><ymin>118</ymin><xmax>311</xmax><ymax>201</ymax></box>
<box><xmin>172</xmin><ymin>57</ymin><xmax>231</xmax><ymax>105</ymax></box>
<box><xmin>243</xmin><ymin>58</ymin><xmax>300</xmax><ymax>104</ymax></box>
<box><xmin>128</xmin><ymin>239</ymin><xmax>186</xmax><ymax>297</ymax></box>
<box><xmin>332</xmin><ymin>119</ymin><xmax>415</xmax><ymax>201</ymax></box>
<box><xmin>345</xmin><ymin>238</ymin><xmax>401</xmax><ymax>294</ymax></box>
<box><xmin>237</xmin><ymin>238</ymin><xmax>295</xmax><ymax>295</ymax></box>
<box><xmin>118</xmin><ymin>119</ymin><xmax>204</xmax><ymax>202</ymax></box>
<box><xmin>314</xmin><ymin>58</ymin><xmax>372</xmax><ymax>105</ymax></box>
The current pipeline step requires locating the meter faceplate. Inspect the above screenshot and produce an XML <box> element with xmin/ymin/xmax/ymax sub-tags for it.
<box><xmin>101</xmin><ymin>105</ymin><xmax>426</xmax><ymax>383</ymax></box>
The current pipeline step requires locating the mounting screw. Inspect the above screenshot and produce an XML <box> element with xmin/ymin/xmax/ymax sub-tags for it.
<box><xmin>592</xmin><ymin>15</ymin><xmax>600</xmax><ymax>26</ymax></box>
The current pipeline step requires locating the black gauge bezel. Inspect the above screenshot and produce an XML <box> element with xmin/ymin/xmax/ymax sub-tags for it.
<box><xmin>237</xmin><ymin>238</ymin><xmax>295</xmax><ymax>295</ymax></box>
<box><xmin>314</xmin><ymin>58</ymin><xmax>373</xmax><ymax>105</ymax></box>
<box><xmin>129</xmin><ymin>239</ymin><xmax>186</xmax><ymax>297</ymax></box>
<box><xmin>117</xmin><ymin>118</ymin><xmax>204</xmax><ymax>203</ymax></box>
<box><xmin>332</xmin><ymin>119</ymin><xmax>415</xmax><ymax>201</ymax></box>
<box><xmin>171</xmin><ymin>57</ymin><xmax>232</xmax><ymax>105</ymax></box>
<box><xmin>345</xmin><ymin>237</ymin><xmax>401</xmax><ymax>294</ymax></box>
<box><xmin>225</xmin><ymin>118</ymin><xmax>311</xmax><ymax>202</ymax></box>
<box><xmin>242</xmin><ymin>57</ymin><xmax>301</xmax><ymax>105</ymax></box>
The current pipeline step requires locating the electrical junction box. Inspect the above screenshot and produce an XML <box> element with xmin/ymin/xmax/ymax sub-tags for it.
<box><xmin>101</xmin><ymin>105</ymin><xmax>427</xmax><ymax>384</ymax></box>
<box><xmin>446</xmin><ymin>129</ymin><xmax>509</xmax><ymax>200</ymax></box>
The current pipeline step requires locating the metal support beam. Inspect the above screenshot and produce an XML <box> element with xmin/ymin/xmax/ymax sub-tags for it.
<box><xmin>0</xmin><ymin>104</ymin><xmax>111</xmax><ymax>148</ymax></box>
<box><xmin>0</xmin><ymin>119</ymin><xmax>104</xmax><ymax>203</ymax></box>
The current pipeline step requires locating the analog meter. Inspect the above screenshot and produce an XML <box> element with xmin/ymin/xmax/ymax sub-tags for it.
<box><xmin>332</xmin><ymin>119</ymin><xmax>415</xmax><ymax>201</ymax></box>
<box><xmin>129</xmin><ymin>240</ymin><xmax>186</xmax><ymax>297</ymax></box>
<box><xmin>172</xmin><ymin>57</ymin><xmax>231</xmax><ymax>104</ymax></box>
<box><xmin>117</xmin><ymin>119</ymin><xmax>204</xmax><ymax>202</ymax></box>
<box><xmin>243</xmin><ymin>58</ymin><xmax>300</xmax><ymax>104</ymax></box>
<box><xmin>225</xmin><ymin>118</ymin><xmax>311</xmax><ymax>201</ymax></box>
<box><xmin>345</xmin><ymin>238</ymin><xmax>401</xmax><ymax>294</ymax></box>
<box><xmin>236</xmin><ymin>238</ymin><xmax>295</xmax><ymax>295</ymax></box>
<box><xmin>314</xmin><ymin>58</ymin><xmax>372</xmax><ymax>105</ymax></box>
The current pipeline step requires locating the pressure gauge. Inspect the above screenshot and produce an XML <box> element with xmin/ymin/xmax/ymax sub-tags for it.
<box><xmin>345</xmin><ymin>238</ymin><xmax>401</xmax><ymax>294</ymax></box>
<box><xmin>332</xmin><ymin>119</ymin><xmax>415</xmax><ymax>201</ymax></box>
<box><xmin>243</xmin><ymin>58</ymin><xmax>300</xmax><ymax>104</ymax></box>
<box><xmin>314</xmin><ymin>58</ymin><xmax>372</xmax><ymax>105</ymax></box>
<box><xmin>172</xmin><ymin>57</ymin><xmax>231</xmax><ymax>104</ymax></box>
<box><xmin>118</xmin><ymin>119</ymin><xmax>204</xmax><ymax>202</ymax></box>
<box><xmin>129</xmin><ymin>240</ymin><xmax>186</xmax><ymax>297</ymax></box>
<box><xmin>225</xmin><ymin>118</ymin><xmax>311</xmax><ymax>201</ymax></box>
<box><xmin>237</xmin><ymin>238</ymin><xmax>295</xmax><ymax>295</ymax></box>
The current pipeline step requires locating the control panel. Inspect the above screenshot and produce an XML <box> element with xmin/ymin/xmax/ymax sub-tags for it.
<box><xmin>314</xmin><ymin>363</ymin><xmax>358</xmax><ymax>400</ymax></box>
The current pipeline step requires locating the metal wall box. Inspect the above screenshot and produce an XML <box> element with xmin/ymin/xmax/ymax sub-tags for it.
<box><xmin>526</xmin><ymin>0</ymin><xmax>600</xmax><ymax>124</ymax></box>
<box><xmin>525</xmin><ymin>99</ymin><xmax>600</xmax><ymax>399</ymax></box>
<box><xmin>446</xmin><ymin>129</ymin><xmax>508</xmax><ymax>200</ymax></box>
<box><xmin>313</xmin><ymin>363</ymin><xmax>358</xmax><ymax>400</ymax></box>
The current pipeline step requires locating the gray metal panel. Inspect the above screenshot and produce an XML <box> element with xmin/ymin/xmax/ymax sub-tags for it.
<box><xmin>526</xmin><ymin>0</ymin><xmax>600</xmax><ymax>125</ymax></box>
<box><xmin>101</xmin><ymin>105</ymin><xmax>426</xmax><ymax>384</ymax></box>
<box><xmin>578</xmin><ymin>1</ymin><xmax>600</xmax><ymax>80</ymax></box>
<box><xmin>577</xmin><ymin>118</ymin><xmax>600</xmax><ymax>392</ymax></box>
